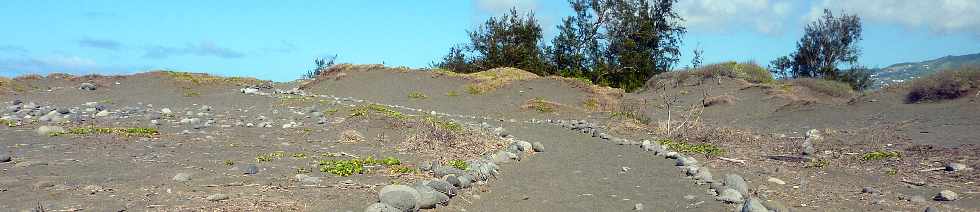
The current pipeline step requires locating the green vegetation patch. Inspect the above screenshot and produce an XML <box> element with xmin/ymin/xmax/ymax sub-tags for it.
<box><xmin>526</xmin><ymin>97</ymin><xmax>557</xmax><ymax>113</ymax></box>
<box><xmin>408</xmin><ymin>91</ymin><xmax>428</xmax><ymax>99</ymax></box>
<box><xmin>256</xmin><ymin>151</ymin><xmax>287</xmax><ymax>162</ymax></box>
<box><xmin>862</xmin><ymin>151</ymin><xmax>900</xmax><ymax>161</ymax></box>
<box><xmin>349</xmin><ymin>104</ymin><xmax>408</xmax><ymax>120</ymax></box>
<box><xmin>657</xmin><ymin>138</ymin><xmax>725</xmax><ymax>156</ymax></box>
<box><xmin>791</xmin><ymin>78</ymin><xmax>855</xmax><ymax>98</ymax></box>
<box><xmin>56</xmin><ymin>127</ymin><xmax>159</xmax><ymax>137</ymax></box>
<box><xmin>422</xmin><ymin>115</ymin><xmax>465</xmax><ymax>133</ymax></box>
<box><xmin>0</xmin><ymin>119</ymin><xmax>18</xmax><ymax>127</ymax></box>
<box><xmin>448</xmin><ymin>159</ymin><xmax>469</xmax><ymax>170</ymax></box>
<box><xmin>316</xmin><ymin>156</ymin><xmax>404</xmax><ymax>176</ymax></box>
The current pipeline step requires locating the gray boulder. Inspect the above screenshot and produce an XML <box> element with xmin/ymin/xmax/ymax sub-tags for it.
<box><xmin>426</xmin><ymin>180</ymin><xmax>458</xmax><ymax>197</ymax></box>
<box><xmin>715</xmin><ymin>188</ymin><xmax>744</xmax><ymax>203</ymax></box>
<box><xmin>379</xmin><ymin>185</ymin><xmax>421</xmax><ymax>212</ymax></box>
<box><xmin>945</xmin><ymin>162</ymin><xmax>969</xmax><ymax>172</ymax></box>
<box><xmin>413</xmin><ymin>184</ymin><xmax>449</xmax><ymax>209</ymax></box>
<box><xmin>935</xmin><ymin>190</ymin><xmax>958</xmax><ymax>201</ymax></box>
<box><xmin>802</xmin><ymin>140</ymin><xmax>815</xmax><ymax>155</ymax></box>
<box><xmin>676</xmin><ymin>156</ymin><xmax>698</xmax><ymax>167</ymax></box>
<box><xmin>724</xmin><ymin>174</ymin><xmax>749</xmax><ymax>196</ymax></box>
<box><xmin>761</xmin><ymin>199</ymin><xmax>789</xmax><ymax>212</ymax></box>
<box><xmin>364</xmin><ymin>203</ymin><xmax>401</xmax><ymax>212</ymax></box>
<box><xmin>0</xmin><ymin>154</ymin><xmax>11</xmax><ymax>163</ymax></box>
<box><xmin>35</xmin><ymin>126</ymin><xmax>65</xmax><ymax>136</ymax></box>
<box><xmin>531</xmin><ymin>142</ymin><xmax>545</xmax><ymax>152</ymax></box>
<box><xmin>433</xmin><ymin>165</ymin><xmax>465</xmax><ymax>178</ymax></box>
<box><xmin>79</xmin><ymin>83</ymin><xmax>97</xmax><ymax>91</ymax></box>
<box><xmin>242</xmin><ymin>164</ymin><xmax>258</xmax><ymax>175</ymax></box>
<box><xmin>741</xmin><ymin>198</ymin><xmax>767</xmax><ymax>212</ymax></box>
<box><xmin>173</xmin><ymin>173</ymin><xmax>192</xmax><ymax>182</ymax></box>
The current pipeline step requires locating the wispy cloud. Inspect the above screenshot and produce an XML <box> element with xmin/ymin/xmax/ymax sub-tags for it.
<box><xmin>677</xmin><ymin>0</ymin><xmax>796</xmax><ymax>35</ymax></box>
<box><xmin>143</xmin><ymin>42</ymin><xmax>245</xmax><ymax>59</ymax></box>
<box><xmin>0</xmin><ymin>55</ymin><xmax>132</xmax><ymax>76</ymax></box>
<box><xmin>78</xmin><ymin>38</ymin><xmax>122</xmax><ymax>50</ymax></box>
<box><xmin>809</xmin><ymin>0</ymin><xmax>980</xmax><ymax>37</ymax></box>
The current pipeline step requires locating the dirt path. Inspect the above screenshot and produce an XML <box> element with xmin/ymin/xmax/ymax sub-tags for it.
<box><xmin>465</xmin><ymin>122</ymin><xmax>726</xmax><ymax>211</ymax></box>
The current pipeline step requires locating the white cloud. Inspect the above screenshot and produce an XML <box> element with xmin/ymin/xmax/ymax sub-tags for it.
<box><xmin>0</xmin><ymin>55</ymin><xmax>131</xmax><ymax>76</ymax></box>
<box><xmin>676</xmin><ymin>0</ymin><xmax>796</xmax><ymax>34</ymax></box>
<box><xmin>475</xmin><ymin>0</ymin><xmax>536</xmax><ymax>14</ymax></box>
<box><xmin>809</xmin><ymin>0</ymin><xmax>980</xmax><ymax>36</ymax></box>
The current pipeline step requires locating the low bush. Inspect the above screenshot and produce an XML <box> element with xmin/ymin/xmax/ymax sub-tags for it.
<box><xmin>906</xmin><ymin>66</ymin><xmax>980</xmax><ymax>103</ymax></box>
<box><xmin>791</xmin><ymin>78</ymin><xmax>854</xmax><ymax>98</ymax></box>
<box><xmin>703</xmin><ymin>95</ymin><xmax>737</xmax><ymax>107</ymax></box>
<box><xmin>657</xmin><ymin>138</ymin><xmax>725</xmax><ymax>156</ymax></box>
<box><xmin>655</xmin><ymin>62</ymin><xmax>774</xmax><ymax>85</ymax></box>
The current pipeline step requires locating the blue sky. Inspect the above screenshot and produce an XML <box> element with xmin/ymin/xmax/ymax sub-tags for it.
<box><xmin>2</xmin><ymin>0</ymin><xmax>979</xmax><ymax>81</ymax></box>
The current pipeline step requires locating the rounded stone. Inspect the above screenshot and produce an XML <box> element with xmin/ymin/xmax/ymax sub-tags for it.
<box><xmin>242</xmin><ymin>164</ymin><xmax>258</xmax><ymax>175</ymax></box>
<box><xmin>741</xmin><ymin>198</ymin><xmax>767</xmax><ymax>212</ymax></box>
<box><xmin>379</xmin><ymin>185</ymin><xmax>421</xmax><ymax>211</ymax></box>
<box><xmin>715</xmin><ymin>188</ymin><xmax>744</xmax><ymax>203</ymax></box>
<box><xmin>364</xmin><ymin>203</ymin><xmax>401</xmax><ymax>212</ymax></box>
<box><xmin>413</xmin><ymin>184</ymin><xmax>449</xmax><ymax>209</ymax></box>
<box><xmin>935</xmin><ymin>190</ymin><xmax>958</xmax><ymax>201</ymax></box>
<box><xmin>724</xmin><ymin>174</ymin><xmax>749</xmax><ymax>196</ymax></box>
<box><xmin>172</xmin><ymin>173</ymin><xmax>192</xmax><ymax>182</ymax></box>
<box><xmin>945</xmin><ymin>163</ymin><xmax>968</xmax><ymax>172</ymax></box>
<box><xmin>206</xmin><ymin>193</ymin><xmax>229</xmax><ymax>201</ymax></box>
<box><xmin>531</xmin><ymin>142</ymin><xmax>545</xmax><ymax>152</ymax></box>
<box><xmin>35</xmin><ymin>126</ymin><xmax>66</xmax><ymax>136</ymax></box>
<box><xmin>0</xmin><ymin>154</ymin><xmax>11</xmax><ymax>163</ymax></box>
<box><xmin>426</xmin><ymin>180</ymin><xmax>458</xmax><ymax>197</ymax></box>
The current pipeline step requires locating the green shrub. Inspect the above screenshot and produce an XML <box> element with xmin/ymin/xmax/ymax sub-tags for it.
<box><xmin>862</xmin><ymin>151</ymin><xmax>900</xmax><ymax>161</ymax></box>
<box><xmin>408</xmin><ymin>91</ymin><xmax>428</xmax><ymax>99</ymax></box>
<box><xmin>657</xmin><ymin>138</ymin><xmax>725</xmax><ymax>156</ymax></box>
<box><xmin>447</xmin><ymin>91</ymin><xmax>459</xmax><ymax>97</ymax></box>
<box><xmin>448</xmin><ymin>159</ymin><xmax>469</xmax><ymax>170</ymax></box>
<box><xmin>319</xmin><ymin>159</ymin><xmax>365</xmax><ymax>176</ymax></box>
<box><xmin>906</xmin><ymin>66</ymin><xmax>980</xmax><ymax>103</ymax></box>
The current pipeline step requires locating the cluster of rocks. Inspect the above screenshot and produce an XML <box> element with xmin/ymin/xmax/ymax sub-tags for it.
<box><xmin>365</xmin><ymin>127</ymin><xmax>543</xmax><ymax>211</ymax></box>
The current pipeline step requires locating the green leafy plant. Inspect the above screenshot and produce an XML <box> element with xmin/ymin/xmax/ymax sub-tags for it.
<box><xmin>862</xmin><ymin>151</ymin><xmax>900</xmax><ymax>161</ymax></box>
<box><xmin>657</xmin><ymin>139</ymin><xmax>725</xmax><ymax>156</ymax></box>
<box><xmin>389</xmin><ymin>165</ymin><xmax>416</xmax><ymax>174</ymax></box>
<box><xmin>806</xmin><ymin>158</ymin><xmax>830</xmax><ymax>168</ymax></box>
<box><xmin>448</xmin><ymin>159</ymin><xmax>469</xmax><ymax>170</ymax></box>
<box><xmin>223</xmin><ymin>160</ymin><xmax>235</xmax><ymax>166</ymax></box>
<box><xmin>291</xmin><ymin>152</ymin><xmax>307</xmax><ymax>159</ymax></box>
<box><xmin>381</xmin><ymin>157</ymin><xmax>401</xmax><ymax>166</ymax></box>
<box><xmin>408</xmin><ymin>91</ymin><xmax>428</xmax><ymax>99</ymax></box>
<box><xmin>318</xmin><ymin>159</ymin><xmax>365</xmax><ymax>176</ymax></box>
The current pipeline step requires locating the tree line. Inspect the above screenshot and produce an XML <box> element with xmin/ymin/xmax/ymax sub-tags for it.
<box><xmin>430</xmin><ymin>2</ymin><xmax>872</xmax><ymax>92</ymax></box>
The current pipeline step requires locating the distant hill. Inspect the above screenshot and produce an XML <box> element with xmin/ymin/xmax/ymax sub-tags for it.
<box><xmin>873</xmin><ymin>53</ymin><xmax>980</xmax><ymax>88</ymax></box>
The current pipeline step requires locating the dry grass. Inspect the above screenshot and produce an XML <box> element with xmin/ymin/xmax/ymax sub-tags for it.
<box><xmin>522</xmin><ymin>98</ymin><xmax>561</xmax><ymax>113</ymax></box>
<box><xmin>13</xmin><ymin>74</ymin><xmax>43</xmax><ymax>81</ymax></box>
<box><xmin>703</xmin><ymin>95</ymin><xmax>738</xmax><ymax>107</ymax></box>
<box><xmin>434</xmin><ymin>67</ymin><xmax>540</xmax><ymax>94</ymax></box>
<box><xmin>789</xmin><ymin>78</ymin><xmax>854</xmax><ymax>98</ymax></box>
<box><xmin>906</xmin><ymin>66</ymin><xmax>980</xmax><ymax>103</ymax></box>
<box><xmin>155</xmin><ymin>70</ymin><xmax>267</xmax><ymax>86</ymax></box>
<box><xmin>401</xmin><ymin>118</ymin><xmax>507</xmax><ymax>162</ymax></box>
<box><xmin>652</xmin><ymin>62</ymin><xmax>774</xmax><ymax>87</ymax></box>
<box><xmin>339</xmin><ymin>129</ymin><xmax>365</xmax><ymax>143</ymax></box>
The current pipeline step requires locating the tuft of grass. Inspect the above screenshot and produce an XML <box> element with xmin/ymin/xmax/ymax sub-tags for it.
<box><xmin>448</xmin><ymin>159</ymin><xmax>469</xmax><ymax>170</ymax></box>
<box><xmin>256</xmin><ymin>151</ymin><xmax>287</xmax><ymax>162</ymax></box>
<box><xmin>0</xmin><ymin>119</ymin><xmax>18</xmax><ymax>127</ymax></box>
<box><xmin>388</xmin><ymin>165</ymin><xmax>416</xmax><ymax>174</ymax></box>
<box><xmin>162</xmin><ymin>71</ymin><xmax>266</xmax><ymax>86</ymax></box>
<box><xmin>296</xmin><ymin>167</ymin><xmax>312</xmax><ymax>174</ymax></box>
<box><xmin>182</xmin><ymin>90</ymin><xmax>201</xmax><ymax>97</ymax></box>
<box><xmin>408</xmin><ymin>91</ymin><xmax>428</xmax><ymax>99</ymax></box>
<box><xmin>657</xmin><ymin>138</ymin><xmax>725</xmax><ymax>156</ymax></box>
<box><xmin>381</xmin><ymin>156</ymin><xmax>401</xmax><ymax>166</ymax></box>
<box><xmin>422</xmin><ymin>116</ymin><xmax>465</xmax><ymax>133</ymax></box>
<box><xmin>291</xmin><ymin>152</ymin><xmax>307</xmax><ymax>159</ymax></box>
<box><xmin>465</xmin><ymin>84</ymin><xmax>483</xmax><ymax>95</ymax></box>
<box><xmin>223</xmin><ymin>160</ymin><xmax>235</xmax><ymax>166</ymax></box>
<box><xmin>906</xmin><ymin>66</ymin><xmax>980</xmax><ymax>103</ymax></box>
<box><xmin>791</xmin><ymin>78</ymin><xmax>854</xmax><ymax>98</ymax></box>
<box><xmin>61</xmin><ymin>127</ymin><xmax>159</xmax><ymax>137</ymax></box>
<box><xmin>806</xmin><ymin>158</ymin><xmax>830</xmax><ymax>168</ymax></box>
<box><xmin>582</xmin><ymin>98</ymin><xmax>600</xmax><ymax>111</ymax></box>
<box><xmin>657</xmin><ymin>61</ymin><xmax>774</xmax><ymax>84</ymax></box>
<box><xmin>525</xmin><ymin>97</ymin><xmax>557</xmax><ymax>113</ymax></box>
<box><xmin>446</xmin><ymin>91</ymin><xmax>459</xmax><ymax>97</ymax></box>
<box><xmin>862</xmin><ymin>151</ymin><xmax>900</xmax><ymax>161</ymax></box>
